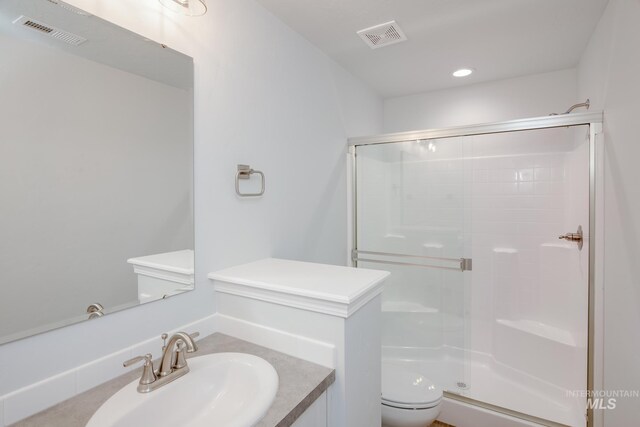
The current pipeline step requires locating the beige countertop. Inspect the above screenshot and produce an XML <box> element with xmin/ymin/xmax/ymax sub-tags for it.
<box><xmin>11</xmin><ymin>333</ymin><xmax>335</xmax><ymax>427</ymax></box>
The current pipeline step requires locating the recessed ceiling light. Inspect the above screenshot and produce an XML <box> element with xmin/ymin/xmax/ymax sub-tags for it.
<box><xmin>453</xmin><ymin>68</ymin><xmax>474</xmax><ymax>78</ymax></box>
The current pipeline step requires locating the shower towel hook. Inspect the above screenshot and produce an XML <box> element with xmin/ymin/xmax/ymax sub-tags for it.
<box><xmin>235</xmin><ymin>164</ymin><xmax>265</xmax><ymax>197</ymax></box>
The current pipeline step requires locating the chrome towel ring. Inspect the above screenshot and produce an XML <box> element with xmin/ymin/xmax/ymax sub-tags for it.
<box><xmin>235</xmin><ymin>164</ymin><xmax>265</xmax><ymax>197</ymax></box>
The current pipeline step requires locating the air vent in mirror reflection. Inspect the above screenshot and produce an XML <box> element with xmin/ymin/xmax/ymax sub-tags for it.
<box><xmin>12</xmin><ymin>15</ymin><xmax>87</xmax><ymax>46</ymax></box>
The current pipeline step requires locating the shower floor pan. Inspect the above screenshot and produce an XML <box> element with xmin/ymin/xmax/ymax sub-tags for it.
<box><xmin>383</xmin><ymin>352</ymin><xmax>585</xmax><ymax>427</ymax></box>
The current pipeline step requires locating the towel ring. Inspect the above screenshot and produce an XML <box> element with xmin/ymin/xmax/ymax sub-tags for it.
<box><xmin>235</xmin><ymin>164</ymin><xmax>265</xmax><ymax>197</ymax></box>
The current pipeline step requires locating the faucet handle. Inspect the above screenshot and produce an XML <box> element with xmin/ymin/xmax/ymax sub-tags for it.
<box><xmin>174</xmin><ymin>341</ymin><xmax>188</xmax><ymax>370</ymax></box>
<box><xmin>123</xmin><ymin>353</ymin><xmax>152</xmax><ymax>367</ymax></box>
<box><xmin>172</xmin><ymin>332</ymin><xmax>198</xmax><ymax>370</ymax></box>
<box><xmin>123</xmin><ymin>353</ymin><xmax>157</xmax><ymax>386</ymax></box>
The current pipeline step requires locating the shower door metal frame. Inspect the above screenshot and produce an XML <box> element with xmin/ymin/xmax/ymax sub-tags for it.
<box><xmin>348</xmin><ymin>111</ymin><xmax>604</xmax><ymax>427</ymax></box>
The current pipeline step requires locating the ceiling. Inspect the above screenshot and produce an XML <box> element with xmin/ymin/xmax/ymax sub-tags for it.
<box><xmin>256</xmin><ymin>0</ymin><xmax>610</xmax><ymax>98</ymax></box>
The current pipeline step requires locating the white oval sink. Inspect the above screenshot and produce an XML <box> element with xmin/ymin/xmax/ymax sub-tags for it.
<box><xmin>87</xmin><ymin>352</ymin><xmax>279</xmax><ymax>427</ymax></box>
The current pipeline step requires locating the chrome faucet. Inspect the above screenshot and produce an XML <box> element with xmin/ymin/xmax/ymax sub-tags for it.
<box><xmin>123</xmin><ymin>331</ymin><xmax>199</xmax><ymax>393</ymax></box>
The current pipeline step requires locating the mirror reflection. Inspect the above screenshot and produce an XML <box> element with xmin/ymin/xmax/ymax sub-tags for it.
<box><xmin>0</xmin><ymin>0</ymin><xmax>194</xmax><ymax>344</ymax></box>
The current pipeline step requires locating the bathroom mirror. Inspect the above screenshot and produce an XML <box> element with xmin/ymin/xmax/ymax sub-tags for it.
<box><xmin>0</xmin><ymin>0</ymin><xmax>194</xmax><ymax>344</ymax></box>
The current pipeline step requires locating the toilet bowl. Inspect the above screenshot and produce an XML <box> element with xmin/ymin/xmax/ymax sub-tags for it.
<box><xmin>381</xmin><ymin>361</ymin><xmax>443</xmax><ymax>427</ymax></box>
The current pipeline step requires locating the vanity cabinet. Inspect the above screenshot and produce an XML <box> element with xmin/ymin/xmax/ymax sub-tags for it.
<box><xmin>291</xmin><ymin>392</ymin><xmax>327</xmax><ymax>427</ymax></box>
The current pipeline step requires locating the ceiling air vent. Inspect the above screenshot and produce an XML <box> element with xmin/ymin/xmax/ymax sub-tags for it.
<box><xmin>12</xmin><ymin>15</ymin><xmax>87</xmax><ymax>46</ymax></box>
<box><xmin>357</xmin><ymin>20</ymin><xmax>407</xmax><ymax>50</ymax></box>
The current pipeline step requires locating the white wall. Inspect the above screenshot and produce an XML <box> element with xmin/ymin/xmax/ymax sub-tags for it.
<box><xmin>383</xmin><ymin>69</ymin><xmax>578</xmax><ymax>133</ymax></box>
<box><xmin>0</xmin><ymin>0</ymin><xmax>382</xmax><ymax>406</ymax></box>
<box><xmin>0</xmin><ymin>34</ymin><xmax>192</xmax><ymax>341</ymax></box>
<box><xmin>578</xmin><ymin>0</ymin><xmax>640</xmax><ymax>424</ymax></box>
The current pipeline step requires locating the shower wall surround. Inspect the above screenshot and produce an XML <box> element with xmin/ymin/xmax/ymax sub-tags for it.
<box><xmin>0</xmin><ymin>0</ymin><xmax>382</xmax><ymax>423</ymax></box>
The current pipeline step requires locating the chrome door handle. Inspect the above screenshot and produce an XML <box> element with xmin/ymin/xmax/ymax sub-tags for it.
<box><xmin>559</xmin><ymin>225</ymin><xmax>583</xmax><ymax>250</ymax></box>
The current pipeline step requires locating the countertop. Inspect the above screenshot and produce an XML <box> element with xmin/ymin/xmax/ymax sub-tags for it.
<box><xmin>11</xmin><ymin>333</ymin><xmax>335</xmax><ymax>427</ymax></box>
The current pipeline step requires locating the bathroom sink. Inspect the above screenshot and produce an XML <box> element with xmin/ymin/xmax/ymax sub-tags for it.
<box><xmin>87</xmin><ymin>352</ymin><xmax>279</xmax><ymax>427</ymax></box>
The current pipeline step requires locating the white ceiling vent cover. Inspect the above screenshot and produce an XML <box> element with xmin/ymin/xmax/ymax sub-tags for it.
<box><xmin>12</xmin><ymin>15</ymin><xmax>87</xmax><ymax>46</ymax></box>
<box><xmin>357</xmin><ymin>20</ymin><xmax>407</xmax><ymax>49</ymax></box>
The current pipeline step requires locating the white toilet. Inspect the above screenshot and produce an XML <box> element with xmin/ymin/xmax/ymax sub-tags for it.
<box><xmin>381</xmin><ymin>361</ymin><xmax>443</xmax><ymax>427</ymax></box>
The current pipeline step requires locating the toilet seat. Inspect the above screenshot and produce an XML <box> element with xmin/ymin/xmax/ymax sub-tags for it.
<box><xmin>382</xmin><ymin>362</ymin><xmax>443</xmax><ymax>410</ymax></box>
<box><xmin>382</xmin><ymin>398</ymin><xmax>440</xmax><ymax>410</ymax></box>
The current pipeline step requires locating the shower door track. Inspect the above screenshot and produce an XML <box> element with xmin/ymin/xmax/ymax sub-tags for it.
<box><xmin>443</xmin><ymin>392</ymin><xmax>573</xmax><ymax>427</ymax></box>
<box><xmin>348</xmin><ymin>111</ymin><xmax>604</xmax><ymax>427</ymax></box>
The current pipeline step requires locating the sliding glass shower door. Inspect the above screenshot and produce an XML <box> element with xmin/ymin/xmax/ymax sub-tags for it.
<box><xmin>355</xmin><ymin>136</ymin><xmax>470</xmax><ymax>396</ymax></box>
<box><xmin>353</xmin><ymin>124</ymin><xmax>591</xmax><ymax>426</ymax></box>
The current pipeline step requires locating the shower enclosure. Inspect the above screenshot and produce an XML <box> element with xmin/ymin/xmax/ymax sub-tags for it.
<box><xmin>349</xmin><ymin>113</ymin><xmax>602</xmax><ymax>427</ymax></box>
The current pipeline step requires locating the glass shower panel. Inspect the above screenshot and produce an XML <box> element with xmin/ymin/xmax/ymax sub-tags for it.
<box><xmin>355</xmin><ymin>138</ymin><xmax>469</xmax><ymax>394</ymax></box>
<box><xmin>462</xmin><ymin>126</ymin><xmax>589</xmax><ymax>426</ymax></box>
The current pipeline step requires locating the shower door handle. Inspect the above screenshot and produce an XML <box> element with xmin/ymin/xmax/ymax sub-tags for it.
<box><xmin>351</xmin><ymin>249</ymin><xmax>472</xmax><ymax>271</ymax></box>
<box><xmin>559</xmin><ymin>225</ymin><xmax>583</xmax><ymax>250</ymax></box>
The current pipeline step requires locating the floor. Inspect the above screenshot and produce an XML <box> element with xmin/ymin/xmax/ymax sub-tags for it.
<box><xmin>434</xmin><ymin>422</ymin><xmax>455</xmax><ymax>427</ymax></box>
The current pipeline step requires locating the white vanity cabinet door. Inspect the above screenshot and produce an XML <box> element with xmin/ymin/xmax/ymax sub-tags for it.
<box><xmin>291</xmin><ymin>392</ymin><xmax>327</xmax><ymax>427</ymax></box>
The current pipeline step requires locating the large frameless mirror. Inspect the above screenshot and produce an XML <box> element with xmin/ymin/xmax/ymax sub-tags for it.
<box><xmin>0</xmin><ymin>0</ymin><xmax>194</xmax><ymax>344</ymax></box>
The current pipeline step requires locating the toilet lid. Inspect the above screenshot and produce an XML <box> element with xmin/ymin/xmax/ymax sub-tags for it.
<box><xmin>381</xmin><ymin>362</ymin><xmax>443</xmax><ymax>409</ymax></box>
